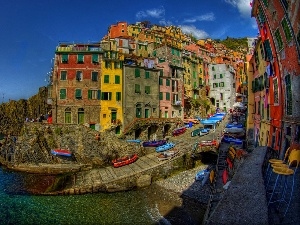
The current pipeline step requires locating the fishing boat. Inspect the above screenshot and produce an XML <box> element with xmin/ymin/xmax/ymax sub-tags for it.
<box><xmin>126</xmin><ymin>139</ymin><xmax>142</xmax><ymax>143</ymax></box>
<box><xmin>191</xmin><ymin>128</ymin><xmax>209</xmax><ymax>137</ymax></box>
<box><xmin>156</xmin><ymin>142</ymin><xmax>175</xmax><ymax>152</ymax></box>
<box><xmin>195</xmin><ymin>168</ymin><xmax>210</xmax><ymax>186</ymax></box>
<box><xmin>112</xmin><ymin>153</ymin><xmax>139</xmax><ymax>168</ymax></box>
<box><xmin>221</xmin><ymin>134</ymin><xmax>243</xmax><ymax>145</ymax></box>
<box><xmin>51</xmin><ymin>149</ymin><xmax>72</xmax><ymax>157</ymax></box>
<box><xmin>225</xmin><ymin>123</ymin><xmax>244</xmax><ymax>128</ymax></box>
<box><xmin>172</xmin><ymin>127</ymin><xmax>187</xmax><ymax>136</ymax></box>
<box><xmin>142</xmin><ymin>140</ymin><xmax>167</xmax><ymax>147</ymax></box>
<box><xmin>157</xmin><ymin>149</ymin><xmax>179</xmax><ymax>161</ymax></box>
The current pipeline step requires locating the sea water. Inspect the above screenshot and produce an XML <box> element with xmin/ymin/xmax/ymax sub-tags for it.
<box><xmin>0</xmin><ymin>167</ymin><xmax>205</xmax><ymax>225</ymax></box>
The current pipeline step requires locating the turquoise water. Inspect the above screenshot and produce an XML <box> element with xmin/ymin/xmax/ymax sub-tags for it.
<box><xmin>0</xmin><ymin>167</ymin><xmax>205</xmax><ymax>225</ymax></box>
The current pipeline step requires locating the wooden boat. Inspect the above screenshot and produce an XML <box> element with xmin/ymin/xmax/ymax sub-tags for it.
<box><xmin>225</xmin><ymin>123</ymin><xmax>244</xmax><ymax>128</ymax></box>
<box><xmin>199</xmin><ymin>140</ymin><xmax>219</xmax><ymax>148</ymax></box>
<box><xmin>172</xmin><ymin>127</ymin><xmax>187</xmax><ymax>136</ymax></box>
<box><xmin>112</xmin><ymin>153</ymin><xmax>138</xmax><ymax>168</ymax></box>
<box><xmin>142</xmin><ymin>140</ymin><xmax>167</xmax><ymax>147</ymax></box>
<box><xmin>195</xmin><ymin>168</ymin><xmax>210</xmax><ymax>185</ymax></box>
<box><xmin>183</xmin><ymin>118</ymin><xmax>199</xmax><ymax>124</ymax></box>
<box><xmin>156</xmin><ymin>142</ymin><xmax>175</xmax><ymax>152</ymax></box>
<box><xmin>221</xmin><ymin>134</ymin><xmax>243</xmax><ymax>145</ymax></box>
<box><xmin>126</xmin><ymin>139</ymin><xmax>141</xmax><ymax>143</ymax></box>
<box><xmin>51</xmin><ymin>149</ymin><xmax>72</xmax><ymax>157</ymax></box>
<box><xmin>191</xmin><ymin>128</ymin><xmax>209</xmax><ymax>137</ymax></box>
<box><xmin>157</xmin><ymin>149</ymin><xmax>179</xmax><ymax>161</ymax></box>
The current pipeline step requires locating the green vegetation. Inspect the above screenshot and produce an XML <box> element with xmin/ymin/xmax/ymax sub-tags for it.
<box><xmin>216</xmin><ymin>37</ymin><xmax>248</xmax><ymax>52</ymax></box>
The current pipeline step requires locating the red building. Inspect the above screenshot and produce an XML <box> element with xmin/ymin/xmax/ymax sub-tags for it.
<box><xmin>251</xmin><ymin>0</ymin><xmax>300</xmax><ymax>154</ymax></box>
<box><xmin>49</xmin><ymin>43</ymin><xmax>102</xmax><ymax>129</ymax></box>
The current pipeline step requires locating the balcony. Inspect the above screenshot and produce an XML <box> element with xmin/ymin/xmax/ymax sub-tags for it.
<box><xmin>56</xmin><ymin>45</ymin><xmax>102</xmax><ymax>53</ymax></box>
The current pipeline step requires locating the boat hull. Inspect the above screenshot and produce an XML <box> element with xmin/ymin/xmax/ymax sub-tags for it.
<box><xmin>51</xmin><ymin>149</ymin><xmax>72</xmax><ymax>157</ymax></box>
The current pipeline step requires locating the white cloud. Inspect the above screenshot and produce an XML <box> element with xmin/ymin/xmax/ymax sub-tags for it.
<box><xmin>178</xmin><ymin>25</ymin><xmax>209</xmax><ymax>39</ymax></box>
<box><xmin>183</xmin><ymin>13</ymin><xmax>215</xmax><ymax>23</ymax></box>
<box><xmin>136</xmin><ymin>6</ymin><xmax>165</xmax><ymax>19</ymax></box>
<box><xmin>224</xmin><ymin>0</ymin><xmax>252</xmax><ymax>18</ymax></box>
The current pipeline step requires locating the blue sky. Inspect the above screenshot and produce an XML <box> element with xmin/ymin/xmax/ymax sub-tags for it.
<box><xmin>0</xmin><ymin>0</ymin><xmax>258</xmax><ymax>102</ymax></box>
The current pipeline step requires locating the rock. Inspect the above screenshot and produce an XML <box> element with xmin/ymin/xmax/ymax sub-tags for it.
<box><xmin>136</xmin><ymin>174</ymin><xmax>152</xmax><ymax>188</ymax></box>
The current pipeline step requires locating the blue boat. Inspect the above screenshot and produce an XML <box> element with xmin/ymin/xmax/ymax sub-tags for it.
<box><xmin>195</xmin><ymin>168</ymin><xmax>210</xmax><ymax>186</ymax></box>
<box><xmin>126</xmin><ymin>139</ymin><xmax>142</xmax><ymax>143</ymax></box>
<box><xmin>142</xmin><ymin>140</ymin><xmax>167</xmax><ymax>147</ymax></box>
<box><xmin>221</xmin><ymin>135</ymin><xmax>243</xmax><ymax>145</ymax></box>
<box><xmin>155</xmin><ymin>142</ymin><xmax>175</xmax><ymax>152</ymax></box>
<box><xmin>225</xmin><ymin>123</ymin><xmax>244</xmax><ymax>128</ymax></box>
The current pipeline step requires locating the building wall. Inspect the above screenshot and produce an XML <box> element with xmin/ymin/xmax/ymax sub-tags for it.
<box><xmin>52</xmin><ymin>45</ymin><xmax>101</xmax><ymax>128</ymax></box>
<box><xmin>122</xmin><ymin>65</ymin><xmax>160</xmax><ymax>129</ymax></box>
<box><xmin>100</xmin><ymin>51</ymin><xmax>123</xmax><ymax>131</ymax></box>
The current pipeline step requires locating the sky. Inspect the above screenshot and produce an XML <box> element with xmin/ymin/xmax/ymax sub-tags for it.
<box><xmin>0</xmin><ymin>0</ymin><xmax>258</xmax><ymax>103</ymax></box>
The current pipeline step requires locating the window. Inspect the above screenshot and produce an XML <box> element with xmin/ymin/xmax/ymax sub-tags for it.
<box><xmin>92</xmin><ymin>54</ymin><xmax>98</xmax><ymax>63</ymax></box>
<box><xmin>166</xmin><ymin>92</ymin><xmax>170</xmax><ymax>100</ymax></box>
<box><xmin>60</xmin><ymin>71</ymin><xmax>67</xmax><ymax>80</ymax></box>
<box><xmin>159</xmin><ymin>78</ymin><xmax>163</xmax><ymax>85</ymax></box>
<box><xmin>214</xmin><ymin>74</ymin><xmax>216</xmax><ymax>79</ymax></box>
<box><xmin>159</xmin><ymin>92</ymin><xmax>163</xmax><ymax>100</ymax></box>
<box><xmin>104</xmin><ymin>75</ymin><xmax>109</xmax><ymax>83</ymax></box>
<box><xmin>212</xmin><ymin>66</ymin><xmax>215</xmax><ymax>71</ymax></box>
<box><xmin>145</xmin><ymin>86</ymin><xmax>151</xmax><ymax>94</ymax></box>
<box><xmin>62</xmin><ymin>54</ymin><xmax>68</xmax><ymax>63</ymax></box>
<box><xmin>75</xmin><ymin>89</ymin><xmax>82</xmax><ymax>99</ymax></box>
<box><xmin>116</xmin><ymin>92</ymin><xmax>121</xmax><ymax>101</ymax></box>
<box><xmin>60</xmin><ymin>89</ymin><xmax>66</xmax><ymax>99</ymax></box>
<box><xmin>145</xmin><ymin>109</ymin><xmax>150</xmax><ymax>118</ymax></box>
<box><xmin>273</xmin><ymin>78</ymin><xmax>279</xmax><ymax>104</ymax></box>
<box><xmin>281</xmin><ymin>17</ymin><xmax>292</xmax><ymax>42</ymax></box>
<box><xmin>285</xmin><ymin>74</ymin><xmax>292</xmax><ymax>115</ymax></box>
<box><xmin>91</xmin><ymin>72</ymin><xmax>98</xmax><ymax>81</ymax></box>
<box><xmin>145</xmin><ymin>71</ymin><xmax>150</xmax><ymax>79</ymax></box>
<box><xmin>220</xmin><ymin>74</ymin><xmax>223</xmax><ymax>78</ymax></box>
<box><xmin>135</xmin><ymin>68</ymin><xmax>140</xmax><ymax>77</ymax></box>
<box><xmin>213</xmin><ymin>83</ymin><xmax>218</xmax><ymax>88</ymax></box>
<box><xmin>101</xmin><ymin>92</ymin><xmax>112</xmax><ymax>100</ymax></box>
<box><xmin>274</xmin><ymin>29</ymin><xmax>283</xmax><ymax>51</ymax></box>
<box><xmin>166</xmin><ymin>79</ymin><xmax>170</xmax><ymax>86</ymax></box>
<box><xmin>160</xmin><ymin>70</ymin><xmax>163</xmax><ymax>76</ymax></box>
<box><xmin>88</xmin><ymin>90</ymin><xmax>100</xmax><ymax>100</ymax></box>
<box><xmin>77</xmin><ymin>54</ymin><xmax>84</xmax><ymax>63</ymax></box>
<box><xmin>135</xmin><ymin>84</ymin><xmax>141</xmax><ymax>93</ymax></box>
<box><xmin>65</xmin><ymin>108</ymin><xmax>71</xmax><ymax>124</ymax></box>
<box><xmin>105</xmin><ymin>61</ymin><xmax>111</xmax><ymax>69</ymax></box>
<box><xmin>263</xmin><ymin>40</ymin><xmax>273</xmax><ymax>61</ymax></box>
<box><xmin>76</xmin><ymin>71</ymin><xmax>83</xmax><ymax>81</ymax></box>
<box><xmin>115</xmin><ymin>75</ymin><xmax>120</xmax><ymax>84</ymax></box>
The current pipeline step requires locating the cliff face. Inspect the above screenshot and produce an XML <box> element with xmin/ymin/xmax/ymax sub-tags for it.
<box><xmin>0</xmin><ymin>87</ymin><xmax>50</xmax><ymax>136</ymax></box>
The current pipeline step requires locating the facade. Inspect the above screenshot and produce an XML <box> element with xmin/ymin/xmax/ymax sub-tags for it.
<box><xmin>50</xmin><ymin>43</ymin><xmax>102</xmax><ymax>129</ymax></box>
<box><xmin>208</xmin><ymin>64</ymin><xmax>236</xmax><ymax>112</ymax></box>
<box><xmin>122</xmin><ymin>59</ymin><xmax>160</xmax><ymax>129</ymax></box>
<box><xmin>157</xmin><ymin>61</ymin><xmax>184</xmax><ymax>119</ymax></box>
<box><xmin>99</xmin><ymin>49</ymin><xmax>124</xmax><ymax>133</ymax></box>
<box><xmin>251</xmin><ymin>0</ymin><xmax>300</xmax><ymax>154</ymax></box>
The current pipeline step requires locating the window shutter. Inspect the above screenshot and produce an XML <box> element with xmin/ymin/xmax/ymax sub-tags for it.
<box><xmin>88</xmin><ymin>90</ymin><xmax>92</xmax><ymax>99</ymax></box>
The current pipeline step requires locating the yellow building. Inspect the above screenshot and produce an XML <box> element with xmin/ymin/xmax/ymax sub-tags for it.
<box><xmin>100</xmin><ymin>50</ymin><xmax>123</xmax><ymax>133</ymax></box>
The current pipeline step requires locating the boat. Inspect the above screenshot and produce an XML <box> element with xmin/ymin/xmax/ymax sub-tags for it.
<box><xmin>126</xmin><ymin>139</ymin><xmax>142</xmax><ymax>143</ymax></box>
<box><xmin>183</xmin><ymin>118</ymin><xmax>199</xmax><ymax>124</ymax></box>
<box><xmin>191</xmin><ymin>128</ymin><xmax>209</xmax><ymax>137</ymax></box>
<box><xmin>112</xmin><ymin>153</ymin><xmax>139</xmax><ymax>168</ymax></box>
<box><xmin>195</xmin><ymin>168</ymin><xmax>210</xmax><ymax>186</ymax></box>
<box><xmin>223</xmin><ymin>127</ymin><xmax>245</xmax><ymax>134</ymax></box>
<box><xmin>172</xmin><ymin>127</ymin><xmax>187</xmax><ymax>136</ymax></box>
<box><xmin>199</xmin><ymin>140</ymin><xmax>219</xmax><ymax>148</ymax></box>
<box><xmin>156</xmin><ymin>142</ymin><xmax>175</xmax><ymax>152</ymax></box>
<box><xmin>157</xmin><ymin>149</ymin><xmax>180</xmax><ymax>161</ymax></box>
<box><xmin>221</xmin><ymin>134</ymin><xmax>243</xmax><ymax>145</ymax></box>
<box><xmin>51</xmin><ymin>149</ymin><xmax>72</xmax><ymax>157</ymax></box>
<box><xmin>225</xmin><ymin>123</ymin><xmax>244</xmax><ymax>128</ymax></box>
<box><xmin>142</xmin><ymin>140</ymin><xmax>167</xmax><ymax>147</ymax></box>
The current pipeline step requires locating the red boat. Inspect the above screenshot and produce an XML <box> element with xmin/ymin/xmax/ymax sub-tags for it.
<box><xmin>51</xmin><ymin>148</ymin><xmax>72</xmax><ymax>157</ymax></box>
<box><xmin>112</xmin><ymin>153</ymin><xmax>139</xmax><ymax>168</ymax></box>
<box><xmin>172</xmin><ymin>127</ymin><xmax>187</xmax><ymax>136</ymax></box>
